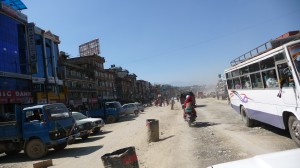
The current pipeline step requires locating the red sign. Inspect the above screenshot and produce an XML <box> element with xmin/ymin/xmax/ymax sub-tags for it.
<box><xmin>0</xmin><ymin>91</ymin><xmax>33</xmax><ymax>104</ymax></box>
<box><xmin>0</xmin><ymin>90</ymin><xmax>32</xmax><ymax>98</ymax></box>
<box><xmin>89</xmin><ymin>98</ymin><xmax>98</xmax><ymax>104</ymax></box>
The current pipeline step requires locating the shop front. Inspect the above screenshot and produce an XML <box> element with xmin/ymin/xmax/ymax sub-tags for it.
<box><xmin>36</xmin><ymin>92</ymin><xmax>65</xmax><ymax>104</ymax></box>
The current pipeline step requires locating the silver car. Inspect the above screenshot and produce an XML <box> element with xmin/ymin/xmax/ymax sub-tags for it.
<box><xmin>121</xmin><ymin>103</ymin><xmax>139</xmax><ymax>116</ymax></box>
<box><xmin>134</xmin><ymin>102</ymin><xmax>145</xmax><ymax>112</ymax></box>
<box><xmin>72</xmin><ymin>112</ymin><xmax>105</xmax><ymax>134</ymax></box>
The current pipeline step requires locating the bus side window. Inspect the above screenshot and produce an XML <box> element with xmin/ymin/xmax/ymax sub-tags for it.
<box><xmin>241</xmin><ymin>76</ymin><xmax>251</xmax><ymax>89</ymax></box>
<box><xmin>262</xmin><ymin>70</ymin><xmax>279</xmax><ymax>88</ymax></box>
<box><xmin>227</xmin><ymin>79</ymin><xmax>234</xmax><ymax>89</ymax></box>
<box><xmin>278</xmin><ymin>63</ymin><xmax>294</xmax><ymax>87</ymax></box>
<box><xmin>294</xmin><ymin>56</ymin><xmax>300</xmax><ymax>77</ymax></box>
<box><xmin>250</xmin><ymin>73</ymin><xmax>263</xmax><ymax>88</ymax></box>
<box><xmin>233</xmin><ymin>78</ymin><xmax>241</xmax><ymax>89</ymax></box>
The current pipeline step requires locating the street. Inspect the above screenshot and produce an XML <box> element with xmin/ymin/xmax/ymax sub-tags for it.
<box><xmin>0</xmin><ymin>98</ymin><xmax>297</xmax><ymax>168</ymax></box>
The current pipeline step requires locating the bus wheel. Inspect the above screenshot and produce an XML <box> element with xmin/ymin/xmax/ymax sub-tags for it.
<box><xmin>241</xmin><ymin>106</ymin><xmax>254</xmax><ymax>127</ymax></box>
<box><xmin>288</xmin><ymin>115</ymin><xmax>300</xmax><ymax>147</ymax></box>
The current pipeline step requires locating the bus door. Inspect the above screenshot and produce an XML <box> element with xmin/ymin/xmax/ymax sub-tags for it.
<box><xmin>276</xmin><ymin>62</ymin><xmax>297</xmax><ymax>106</ymax></box>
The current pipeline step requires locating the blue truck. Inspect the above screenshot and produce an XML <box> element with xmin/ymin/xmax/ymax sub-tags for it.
<box><xmin>83</xmin><ymin>101</ymin><xmax>123</xmax><ymax>124</ymax></box>
<box><xmin>0</xmin><ymin>103</ymin><xmax>79</xmax><ymax>159</ymax></box>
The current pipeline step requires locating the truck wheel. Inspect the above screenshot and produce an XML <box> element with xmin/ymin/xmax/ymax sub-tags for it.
<box><xmin>288</xmin><ymin>115</ymin><xmax>300</xmax><ymax>147</ymax></box>
<box><xmin>92</xmin><ymin>127</ymin><xmax>101</xmax><ymax>134</ymax></box>
<box><xmin>25</xmin><ymin>139</ymin><xmax>48</xmax><ymax>159</ymax></box>
<box><xmin>241</xmin><ymin>106</ymin><xmax>255</xmax><ymax>127</ymax></box>
<box><xmin>53</xmin><ymin>142</ymin><xmax>67</xmax><ymax>151</ymax></box>
<box><xmin>106</xmin><ymin>115</ymin><xmax>116</xmax><ymax>124</ymax></box>
<box><xmin>81</xmin><ymin>135</ymin><xmax>89</xmax><ymax>140</ymax></box>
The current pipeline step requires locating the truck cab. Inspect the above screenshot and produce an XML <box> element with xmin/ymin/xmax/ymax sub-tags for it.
<box><xmin>84</xmin><ymin>101</ymin><xmax>122</xmax><ymax>124</ymax></box>
<box><xmin>0</xmin><ymin>103</ymin><xmax>79</xmax><ymax>159</ymax></box>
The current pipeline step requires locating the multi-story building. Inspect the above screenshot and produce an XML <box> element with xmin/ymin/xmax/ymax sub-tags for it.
<box><xmin>136</xmin><ymin>80</ymin><xmax>153</xmax><ymax>103</ymax></box>
<box><xmin>103</xmin><ymin>69</ymin><xmax>116</xmax><ymax>100</ymax></box>
<box><xmin>0</xmin><ymin>1</ymin><xmax>33</xmax><ymax>116</ymax></box>
<box><xmin>58</xmin><ymin>52</ymin><xmax>97</xmax><ymax>110</ymax></box>
<box><xmin>29</xmin><ymin>23</ymin><xmax>64</xmax><ymax>104</ymax></box>
<box><xmin>59</xmin><ymin>54</ymin><xmax>116</xmax><ymax>108</ymax></box>
<box><xmin>109</xmin><ymin>65</ymin><xmax>137</xmax><ymax>104</ymax></box>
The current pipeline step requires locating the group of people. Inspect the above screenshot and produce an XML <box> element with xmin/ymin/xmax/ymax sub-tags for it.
<box><xmin>153</xmin><ymin>94</ymin><xmax>197</xmax><ymax>120</ymax></box>
<box><xmin>154</xmin><ymin>98</ymin><xmax>171</xmax><ymax>107</ymax></box>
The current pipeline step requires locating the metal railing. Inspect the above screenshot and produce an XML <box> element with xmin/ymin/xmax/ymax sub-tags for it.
<box><xmin>230</xmin><ymin>33</ymin><xmax>300</xmax><ymax>66</ymax></box>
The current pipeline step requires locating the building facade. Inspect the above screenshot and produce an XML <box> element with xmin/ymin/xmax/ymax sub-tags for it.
<box><xmin>58</xmin><ymin>52</ymin><xmax>97</xmax><ymax>110</ymax></box>
<box><xmin>30</xmin><ymin>23</ymin><xmax>64</xmax><ymax>104</ymax></box>
<box><xmin>0</xmin><ymin>2</ymin><xmax>33</xmax><ymax>117</ymax></box>
<box><xmin>59</xmin><ymin>54</ymin><xmax>116</xmax><ymax>109</ymax></box>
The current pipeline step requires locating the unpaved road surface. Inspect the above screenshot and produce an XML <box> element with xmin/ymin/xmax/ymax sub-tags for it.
<box><xmin>0</xmin><ymin>98</ymin><xmax>297</xmax><ymax>168</ymax></box>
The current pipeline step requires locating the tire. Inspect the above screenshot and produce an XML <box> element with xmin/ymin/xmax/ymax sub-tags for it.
<box><xmin>53</xmin><ymin>142</ymin><xmax>67</xmax><ymax>151</ymax></box>
<box><xmin>134</xmin><ymin>110</ymin><xmax>139</xmax><ymax>116</ymax></box>
<box><xmin>25</xmin><ymin>139</ymin><xmax>48</xmax><ymax>159</ymax></box>
<box><xmin>81</xmin><ymin>134</ymin><xmax>89</xmax><ymax>140</ymax></box>
<box><xmin>68</xmin><ymin>139</ymin><xmax>76</xmax><ymax>145</ymax></box>
<box><xmin>241</xmin><ymin>106</ymin><xmax>255</xmax><ymax>127</ymax></box>
<box><xmin>92</xmin><ymin>127</ymin><xmax>101</xmax><ymax>134</ymax></box>
<box><xmin>288</xmin><ymin>115</ymin><xmax>300</xmax><ymax>147</ymax></box>
<box><xmin>106</xmin><ymin>115</ymin><xmax>116</xmax><ymax>124</ymax></box>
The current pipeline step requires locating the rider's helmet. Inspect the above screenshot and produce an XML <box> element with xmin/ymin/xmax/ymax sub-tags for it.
<box><xmin>186</xmin><ymin>95</ymin><xmax>190</xmax><ymax>99</ymax></box>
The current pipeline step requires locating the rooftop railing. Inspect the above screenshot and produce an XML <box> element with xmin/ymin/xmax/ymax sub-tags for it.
<box><xmin>230</xmin><ymin>32</ymin><xmax>300</xmax><ymax>66</ymax></box>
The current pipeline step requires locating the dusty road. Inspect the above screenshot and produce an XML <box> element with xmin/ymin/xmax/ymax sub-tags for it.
<box><xmin>0</xmin><ymin>98</ymin><xmax>297</xmax><ymax>168</ymax></box>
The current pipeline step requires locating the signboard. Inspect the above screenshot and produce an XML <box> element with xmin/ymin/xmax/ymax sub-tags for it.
<box><xmin>0</xmin><ymin>90</ymin><xmax>33</xmax><ymax>104</ymax></box>
<box><xmin>79</xmin><ymin>39</ymin><xmax>100</xmax><ymax>57</ymax></box>
<box><xmin>0</xmin><ymin>71</ymin><xmax>31</xmax><ymax>79</ymax></box>
<box><xmin>32</xmin><ymin>77</ymin><xmax>46</xmax><ymax>84</ymax></box>
<box><xmin>48</xmin><ymin>77</ymin><xmax>55</xmax><ymax>83</ymax></box>
<box><xmin>27</xmin><ymin>23</ymin><xmax>38</xmax><ymax>74</ymax></box>
<box><xmin>0</xmin><ymin>90</ymin><xmax>31</xmax><ymax>98</ymax></box>
<box><xmin>89</xmin><ymin>98</ymin><xmax>97</xmax><ymax>104</ymax></box>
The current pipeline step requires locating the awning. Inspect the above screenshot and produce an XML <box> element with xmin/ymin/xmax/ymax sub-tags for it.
<box><xmin>1</xmin><ymin>0</ymin><xmax>27</xmax><ymax>10</ymax></box>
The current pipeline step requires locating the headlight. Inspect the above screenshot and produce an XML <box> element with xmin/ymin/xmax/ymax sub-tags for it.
<box><xmin>78</xmin><ymin>125</ymin><xmax>84</xmax><ymax>130</ymax></box>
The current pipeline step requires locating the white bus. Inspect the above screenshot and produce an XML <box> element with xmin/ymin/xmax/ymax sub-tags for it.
<box><xmin>225</xmin><ymin>32</ymin><xmax>300</xmax><ymax>147</ymax></box>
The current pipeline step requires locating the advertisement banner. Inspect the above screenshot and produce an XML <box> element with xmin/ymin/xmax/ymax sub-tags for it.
<box><xmin>79</xmin><ymin>39</ymin><xmax>100</xmax><ymax>56</ymax></box>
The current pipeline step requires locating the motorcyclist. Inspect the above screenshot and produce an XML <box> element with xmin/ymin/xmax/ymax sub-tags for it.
<box><xmin>183</xmin><ymin>95</ymin><xmax>197</xmax><ymax>119</ymax></box>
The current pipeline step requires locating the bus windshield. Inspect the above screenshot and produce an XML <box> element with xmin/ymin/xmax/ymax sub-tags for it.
<box><xmin>288</xmin><ymin>42</ymin><xmax>300</xmax><ymax>77</ymax></box>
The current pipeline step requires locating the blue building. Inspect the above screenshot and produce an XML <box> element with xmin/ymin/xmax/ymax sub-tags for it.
<box><xmin>0</xmin><ymin>0</ymin><xmax>65</xmax><ymax>119</ymax></box>
<box><xmin>0</xmin><ymin>1</ymin><xmax>33</xmax><ymax>116</ymax></box>
<box><xmin>29</xmin><ymin>23</ymin><xmax>65</xmax><ymax>104</ymax></box>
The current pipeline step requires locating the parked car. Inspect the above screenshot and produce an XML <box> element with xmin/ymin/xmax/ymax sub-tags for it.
<box><xmin>82</xmin><ymin>111</ymin><xmax>105</xmax><ymax>133</ymax></box>
<box><xmin>121</xmin><ymin>103</ymin><xmax>139</xmax><ymax>116</ymax></box>
<box><xmin>134</xmin><ymin>102</ymin><xmax>145</xmax><ymax>112</ymax></box>
<box><xmin>71</xmin><ymin>112</ymin><xmax>94</xmax><ymax>140</ymax></box>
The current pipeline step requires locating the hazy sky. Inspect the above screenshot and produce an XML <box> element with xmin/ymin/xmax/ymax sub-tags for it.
<box><xmin>22</xmin><ymin>0</ymin><xmax>300</xmax><ymax>86</ymax></box>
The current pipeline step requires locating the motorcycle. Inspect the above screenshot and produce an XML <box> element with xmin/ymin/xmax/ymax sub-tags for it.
<box><xmin>185</xmin><ymin>112</ymin><xmax>196</xmax><ymax>127</ymax></box>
